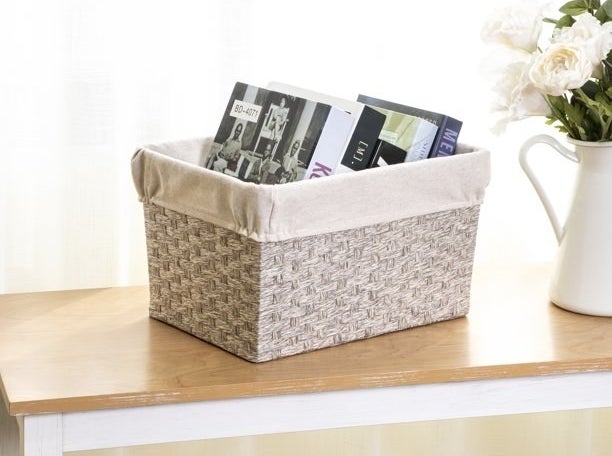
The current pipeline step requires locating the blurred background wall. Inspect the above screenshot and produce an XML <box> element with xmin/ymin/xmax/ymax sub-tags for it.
<box><xmin>0</xmin><ymin>0</ymin><xmax>572</xmax><ymax>293</ymax></box>
<box><xmin>2</xmin><ymin>1</ymin><xmax>602</xmax><ymax>455</ymax></box>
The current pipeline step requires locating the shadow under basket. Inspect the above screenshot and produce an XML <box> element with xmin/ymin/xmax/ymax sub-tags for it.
<box><xmin>144</xmin><ymin>202</ymin><xmax>481</xmax><ymax>362</ymax></box>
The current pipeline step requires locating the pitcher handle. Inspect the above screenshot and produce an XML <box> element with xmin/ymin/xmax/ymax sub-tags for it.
<box><xmin>519</xmin><ymin>135</ymin><xmax>579</xmax><ymax>244</ymax></box>
<box><xmin>519</xmin><ymin>135</ymin><xmax>580</xmax><ymax>243</ymax></box>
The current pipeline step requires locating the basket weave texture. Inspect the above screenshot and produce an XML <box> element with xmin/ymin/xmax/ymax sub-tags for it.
<box><xmin>145</xmin><ymin>201</ymin><xmax>481</xmax><ymax>362</ymax></box>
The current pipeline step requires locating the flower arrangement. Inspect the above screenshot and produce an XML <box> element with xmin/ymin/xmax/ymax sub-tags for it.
<box><xmin>482</xmin><ymin>0</ymin><xmax>612</xmax><ymax>141</ymax></box>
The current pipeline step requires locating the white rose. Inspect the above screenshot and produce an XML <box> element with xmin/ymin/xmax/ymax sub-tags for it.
<box><xmin>552</xmin><ymin>13</ymin><xmax>612</xmax><ymax>77</ymax></box>
<box><xmin>528</xmin><ymin>43</ymin><xmax>593</xmax><ymax>96</ymax></box>
<box><xmin>481</xmin><ymin>3</ymin><xmax>544</xmax><ymax>52</ymax></box>
<box><xmin>489</xmin><ymin>53</ymin><xmax>551</xmax><ymax>133</ymax></box>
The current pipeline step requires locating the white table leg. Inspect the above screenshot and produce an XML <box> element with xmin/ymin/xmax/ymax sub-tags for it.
<box><xmin>20</xmin><ymin>414</ymin><xmax>62</xmax><ymax>456</ymax></box>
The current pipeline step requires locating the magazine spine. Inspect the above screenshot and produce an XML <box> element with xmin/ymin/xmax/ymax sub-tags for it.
<box><xmin>336</xmin><ymin>106</ymin><xmax>386</xmax><ymax>173</ymax></box>
<box><xmin>304</xmin><ymin>108</ymin><xmax>355</xmax><ymax>179</ymax></box>
<box><xmin>428</xmin><ymin>116</ymin><xmax>463</xmax><ymax>158</ymax></box>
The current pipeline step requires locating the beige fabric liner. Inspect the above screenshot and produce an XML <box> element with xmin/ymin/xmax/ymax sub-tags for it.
<box><xmin>131</xmin><ymin>137</ymin><xmax>490</xmax><ymax>242</ymax></box>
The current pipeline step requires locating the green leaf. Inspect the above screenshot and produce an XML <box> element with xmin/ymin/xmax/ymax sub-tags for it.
<box><xmin>557</xmin><ymin>125</ymin><xmax>570</xmax><ymax>134</ymax></box>
<box><xmin>594</xmin><ymin>0</ymin><xmax>612</xmax><ymax>20</ymax></box>
<box><xmin>566</xmin><ymin>102</ymin><xmax>584</xmax><ymax>126</ymax></box>
<box><xmin>547</xmin><ymin>96</ymin><xmax>565</xmax><ymax>118</ymax></box>
<box><xmin>560</xmin><ymin>0</ymin><xmax>589</xmax><ymax>15</ymax></box>
<box><xmin>544</xmin><ymin>95</ymin><xmax>578</xmax><ymax>138</ymax></box>
<box><xmin>592</xmin><ymin>0</ymin><xmax>602</xmax><ymax>8</ymax></box>
<box><xmin>559</xmin><ymin>96</ymin><xmax>586</xmax><ymax>139</ymax></box>
<box><xmin>604</xmin><ymin>0</ymin><xmax>612</xmax><ymax>15</ymax></box>
<box><xmin>595</xmin><ymin>93</ymin><xmax>612</xmax><ymax>116</ymax></box>
<box><xmin>555</xmin><ymin>15</ymin><xmax>575</xmax><ymax>28</ymax></box>
<box><xmin>543</xmin><ymin>17</ymin><xmax>558</xmax><ymax>24</ymax></box>
<box><xmin>596</xmin><ymin>10</ymin><xmax>607</xmax><ymax>20</ymax></box>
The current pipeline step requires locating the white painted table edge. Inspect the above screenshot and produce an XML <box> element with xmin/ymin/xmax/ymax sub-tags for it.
<box><xmin>11</xmin><ymin>370</ymin><xmax>612</xmax><ymax>455</ymax></box>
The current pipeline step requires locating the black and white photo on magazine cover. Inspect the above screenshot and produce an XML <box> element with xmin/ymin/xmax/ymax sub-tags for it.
<box><xmin>206</xmin><ymin>82</ymin><xmax>329</xmax><ymax>184</ymax></box>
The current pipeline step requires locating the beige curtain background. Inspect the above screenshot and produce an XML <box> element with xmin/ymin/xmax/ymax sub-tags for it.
<box><xmin>2</xmin><ymin>0</ymin><xmax>607</xmax><ymax>454</ymax></box>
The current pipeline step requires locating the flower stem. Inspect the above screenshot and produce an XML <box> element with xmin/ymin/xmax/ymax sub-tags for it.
<box><xmin>575</xmin><ymin>88</ymin><xmax>607</xmax><ymax>140</ymax></box>
<box><xmin>603</xmin><ymin>117</ymin><xmax>612</xmax><ymax>141</ymax></box>
<box><xmin>544</xmin><ymin>95</ymin><xmax>577</xmax><ymax>138</ymax></box>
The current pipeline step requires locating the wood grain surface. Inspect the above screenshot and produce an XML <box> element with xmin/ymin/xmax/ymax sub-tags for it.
<box><xmin>2</xmin><ymin>263</ymin><xmax>612</xmax><ymax>416</ymax></box>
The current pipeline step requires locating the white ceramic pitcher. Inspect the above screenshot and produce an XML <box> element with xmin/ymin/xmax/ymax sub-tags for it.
<box><xmin>520</xmin><ymin>135</ymin><xmax>612</xmax><ymax>316</ymax></box>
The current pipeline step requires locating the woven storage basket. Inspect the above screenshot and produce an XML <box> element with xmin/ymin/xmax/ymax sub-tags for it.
<box><xmin>133</xmin><ymin>138</ymin><xmax>489</xmax><ymax>362</ymax></box>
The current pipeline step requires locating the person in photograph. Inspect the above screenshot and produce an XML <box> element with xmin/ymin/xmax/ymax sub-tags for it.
<box><xmin>277</xmin><ymin>140</ymin><xmax>300</xmax><ymax>183</ymax></box>
<box><xmin>258</xmin><ymin>143</ymin><xmax>274</xmax><ymax>184</ymax></box>
<box><xmin>267</xmin><ymin>96</ymin><xmax>289</xmax><ymax>142</ymax></box>
<box><xmin>210</xmin><ymin>122</ymin><xmax>243</xmax><ymax>173</ymax></box>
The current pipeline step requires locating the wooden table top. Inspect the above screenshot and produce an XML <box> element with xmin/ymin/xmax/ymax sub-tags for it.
<box><xmin>2</xmin><ymin>263</ymin><xmax>612</xmax><ymax>416</ymax></box>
